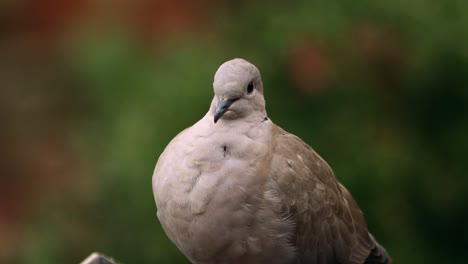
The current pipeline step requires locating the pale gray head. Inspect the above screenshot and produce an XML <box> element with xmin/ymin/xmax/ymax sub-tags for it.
<box><xmin>212</xmin><ymin>58</ymin><xmax>266</xmax><ymax>123</ymax></box>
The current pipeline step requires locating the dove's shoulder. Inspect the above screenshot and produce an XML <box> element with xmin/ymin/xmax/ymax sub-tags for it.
<box><xmin>153</xmin><ymin>126</ymin><xmax>190</xmax><ymax>168</ymax></box>
<box><xmin>268</xmin><ymin>123</ymin><xmax>373</xmax><ymax>263</ymax></box>
<box><xmin>152</xmin><ymin>124</ymin><xmax>197</xmax><ymax>195</ymax></box>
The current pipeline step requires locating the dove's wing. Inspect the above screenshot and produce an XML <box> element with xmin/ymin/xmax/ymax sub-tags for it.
<box><xmin>268</xmin><ymin>124</ymin><xmax>373</xmax><ymax>264</ymax></box>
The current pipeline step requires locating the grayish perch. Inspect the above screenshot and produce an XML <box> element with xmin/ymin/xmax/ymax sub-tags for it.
<box><xmin>80</xmin><ymin>253</ymin><xmax>118</xmax><ymax>264</ymax></box>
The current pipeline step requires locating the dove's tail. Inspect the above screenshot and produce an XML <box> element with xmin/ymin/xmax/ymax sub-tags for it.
<box><xmin>364</xmin><ymin>233</ymin><xmax>392</xmax><ymax>264</ymax></box>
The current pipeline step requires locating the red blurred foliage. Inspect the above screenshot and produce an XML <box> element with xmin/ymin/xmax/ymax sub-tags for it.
<box><xmin>9</xmin><ymin>0</ymin><xmax>90</xmax><ymax>43</ymax></box>
<box><xmin>0</xmin><ymin>50</ymin><xmax>85</xmax><ymax>261</ymax></box>
<box><xmin>4</xmin><ymin>0</ymin><xmax>213</xmax><ymax>50</ymax></box>
<box><xmin>287</xmin><ymin>37</ymin><xmax>331</xmax><ymax>96</ymax></box>
<box><xmin>348</xmin><ymin>23</ymin><xmax>407</xmax><ymax>89</ymax></box>
<box><xmin>130</xmin><ymin>0</ymin><xmax>213</xmax><ymax>42</ymax></box>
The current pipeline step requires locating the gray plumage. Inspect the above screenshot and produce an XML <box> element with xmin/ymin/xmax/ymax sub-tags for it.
<box><xmin>152</xmin><ymin>58</ymin><xmax>391</xmax><ymax>264</ymax></box>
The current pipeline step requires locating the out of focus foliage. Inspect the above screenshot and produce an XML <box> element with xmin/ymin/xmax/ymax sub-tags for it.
<box><xmin>1</xmin><ymin>1</ymin><xmax>467</xmax><ymax>263</ymax></box>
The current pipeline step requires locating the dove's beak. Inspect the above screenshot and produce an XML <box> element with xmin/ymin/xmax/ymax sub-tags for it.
<box><xmin>214</xmin><ymin>98</ymin><xmax>237</xmax><ymax>123</ymax></box>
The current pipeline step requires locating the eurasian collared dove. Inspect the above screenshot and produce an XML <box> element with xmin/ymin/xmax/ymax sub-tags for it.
<box><xmin>152</xmin><ymin>58</ymin><xmax>391</xmax><ymax>264</ymax></box>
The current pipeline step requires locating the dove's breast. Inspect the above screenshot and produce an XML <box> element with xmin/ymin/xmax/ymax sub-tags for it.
<box><xmin>153</xmin><ymin>118</ymin><xmax>295</xmax><ymax>264</ymax></box>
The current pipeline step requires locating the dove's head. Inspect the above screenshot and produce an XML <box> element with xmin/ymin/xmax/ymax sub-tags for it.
<box><xmin>212</xmin><ymin>58</ymin><xmax>266</xmax><ymax>123</ymax></box>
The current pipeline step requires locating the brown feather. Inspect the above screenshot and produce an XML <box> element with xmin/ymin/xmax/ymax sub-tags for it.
<box><xmin>268</xmin><ymin>125</ymin><xmax>376</xmax><ymax>263</ymax></box>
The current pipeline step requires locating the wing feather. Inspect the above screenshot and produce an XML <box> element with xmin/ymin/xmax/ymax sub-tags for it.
<box><xmin>268</xmin><ymin>125</ymin><xmax>372</xmax><ymax>263</ymax></box>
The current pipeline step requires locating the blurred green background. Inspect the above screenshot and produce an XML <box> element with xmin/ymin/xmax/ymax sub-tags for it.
<box><xmin>1</xmin><ymin>0</ymin><xmax>468</xmax><ymax>263</ymax></box>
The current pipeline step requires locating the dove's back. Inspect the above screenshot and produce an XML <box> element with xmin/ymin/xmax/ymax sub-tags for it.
<box><xmin>267</xmin><ymin>125</ymin><xmax>391</xmax><ymax>264</ymax></box>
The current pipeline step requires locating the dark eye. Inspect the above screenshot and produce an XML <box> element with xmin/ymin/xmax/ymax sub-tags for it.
<box><xmin>246</xmin><ymin>81</ymin><xmax>255</xmax><ymax>94</ymax></box>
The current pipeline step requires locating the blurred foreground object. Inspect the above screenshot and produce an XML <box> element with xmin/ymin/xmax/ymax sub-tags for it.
<box><xmin>152</xmin><ymin>59</ymin><xmax>390</xmax><ymax>263</ymax></box>
<box><xmin>81</xmin><ymin>252</ymin><xmax>117</xmax><ymax>264</ymax></box>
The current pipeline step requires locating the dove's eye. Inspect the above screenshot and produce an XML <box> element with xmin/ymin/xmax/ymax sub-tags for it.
<box><xmin>246</xmin><ymin>81</ymin><xmax>255</xmax><ymax>94</ymax></box>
